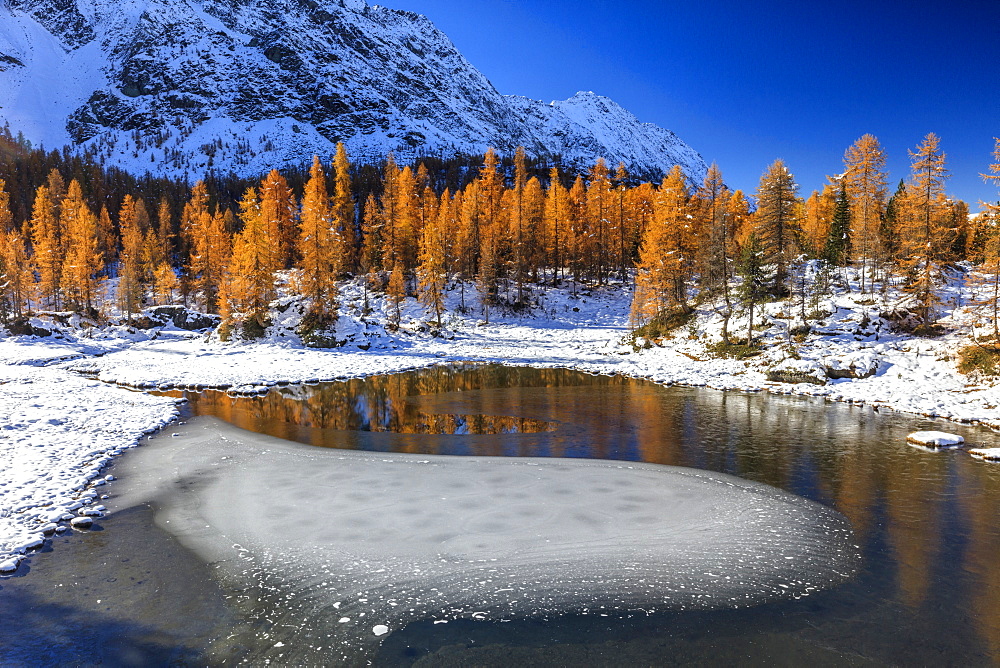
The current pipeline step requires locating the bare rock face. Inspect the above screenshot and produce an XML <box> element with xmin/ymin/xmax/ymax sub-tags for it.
<box><xmin>0</xmin><ymin>0</ymin><xmax>708</xmax><ymax>180</ymax></box>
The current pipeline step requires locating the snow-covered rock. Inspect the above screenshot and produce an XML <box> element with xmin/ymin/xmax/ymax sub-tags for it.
<box><xmin>824</xmin><ymin>352</ymin><xmax>879</xmax><ymax>380</ymax></box>
<box><xmin>766</xmin><ymin>358</ymin><xmax>827</xmax><ymax>386</ymax></box>
<box><xmin>0</xmin><ymin>0</ymin><xmax>708</xmax><ymax>181</ymax></box>
<box><xmin>906</xmin><ymin>432</ymin><xmax>965</xmax><ymax>449</ymax></box>
<box><xmin>970</xmin><ymin>447</ymin><xmax>1000</xmax><ymax>462</ymax></box>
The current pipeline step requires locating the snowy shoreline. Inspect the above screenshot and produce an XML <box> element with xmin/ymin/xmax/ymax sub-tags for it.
<box><xmin>3</xmin><ymin>276</ymin><xmax>1000</xmax><ymax>574</ymax></box>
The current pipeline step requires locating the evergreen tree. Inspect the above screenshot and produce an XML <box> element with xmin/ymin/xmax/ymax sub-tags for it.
<box><xmin>882</xmin><ymin>179</ymin><xmax>906</xmax><ymax>263</ymax></box>
<box><xmin>737</xmin><ymin>232</ymin><xmax>770</xmax><ymax>346</ymax></box>
<box><xmin>824</xmin><ymin>181</ymin><xmax>851</xmax><ymax>266</ymax></box>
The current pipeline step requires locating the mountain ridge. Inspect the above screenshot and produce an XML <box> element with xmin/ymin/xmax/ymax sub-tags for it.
<box><xmin>0</xmin><ymin>0</ymin><xmax>708</xmax><ymax>181</ymax></box>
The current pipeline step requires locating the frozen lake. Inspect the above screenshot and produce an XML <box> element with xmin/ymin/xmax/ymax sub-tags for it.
<box><xmin>3</xmin><ymin>365</ymin><xmax>1000</xmax><ymax>665</ymax></box>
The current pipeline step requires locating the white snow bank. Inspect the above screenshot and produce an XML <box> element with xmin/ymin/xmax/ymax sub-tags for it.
<box><xmin>0</xmin><ymin>339</ymin><xmax>177</xmax><ymax>571</ymax></box>
<box><xmin>906</xmin><ymin>432</ymin><xmax>966</xmax><ymax>448</ymax></box>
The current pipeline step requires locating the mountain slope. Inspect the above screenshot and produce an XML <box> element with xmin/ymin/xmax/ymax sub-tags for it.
<box><xmin>0</xmin><ymin>0</ymin><xmax>708</xmax><ymax>180</ymax></box>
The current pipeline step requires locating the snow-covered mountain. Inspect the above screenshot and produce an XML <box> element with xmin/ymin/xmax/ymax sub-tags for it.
<box><xmin>0</xmin><ymin>0</ymin><xmax>708</xmax><ymax>181</ymax></box>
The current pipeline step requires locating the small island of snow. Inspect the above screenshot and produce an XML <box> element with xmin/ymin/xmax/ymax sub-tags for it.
<box><xmin>906</xmin><ymin>431</ymin><xmax>965</xmax><ymax>448</ymax></box>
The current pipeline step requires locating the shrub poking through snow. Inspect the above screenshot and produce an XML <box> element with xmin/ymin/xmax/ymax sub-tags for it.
<box><xmin>958</xmin><ymin>344</ymin><xmax>1000</xmax><ymax>376</ymax></box>
<box><xmin>219</xmin><ymin>311</ymin><xmax>273</xmax><ymax>342</ymax></box>
<box><xmin>628</xmin><ymin>307</ymin><xmax>694</xmax><ymax>347</ymax></box>
<box><xmin>298</xmin><ymin>307</ymin><xmax>344</xmax><ymax>349</ymax></box>
<box><xmin>706</xmin><ymin>339</ymin><xmax>762</xmax><ymax>360</ymax></box>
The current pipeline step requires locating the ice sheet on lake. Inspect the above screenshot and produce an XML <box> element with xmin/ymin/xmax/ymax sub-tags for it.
<box><xmin>117</xmin><ymin>417</ymin><xmax>860</xmax><ymax>665</ymax></box>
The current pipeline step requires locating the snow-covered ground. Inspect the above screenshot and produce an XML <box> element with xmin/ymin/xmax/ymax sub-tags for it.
<box><xmin>3</xmin><ymin>267</ymin><xmax>1000</xmax><ymax>573</ymax></box>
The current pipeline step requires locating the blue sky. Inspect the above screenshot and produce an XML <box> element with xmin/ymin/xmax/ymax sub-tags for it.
<box><xmin>393</xmin><ymin>0</ymin><xmax>999</xmax><ymax>208</ymax></box>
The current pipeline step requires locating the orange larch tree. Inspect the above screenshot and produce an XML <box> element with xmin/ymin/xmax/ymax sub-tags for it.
<box><xmin>298</xmin><ymin>155</ymin><xmax>338</xmax><ymax>317</ymax></box>
<box><xmin>117</xmin><ymin>195</ymin><xmax>146</xmax><ymax>319</ymax></box>
<box><xmin>332</xmin><ymin>143</ymin><xmax>357</xmax><ymax>273</ymax></box>
<box><xmin>61</xmin><ymin>183</ymin><xmax>102</xmax><ymax>313</ymax></box>
<box><xmin>29</xmin><ymin>184</ymin><xmax>61</xmax><ymax>310</ymax></box>
<box><xmin>844</xmin><ymin>135</ymin><xmax>889</xmax><ymax>292</ymax></box>
<box><xmin>259</xmin><ymin>169</ymin><xmax>297</xmax><ymax>271</ymax></box>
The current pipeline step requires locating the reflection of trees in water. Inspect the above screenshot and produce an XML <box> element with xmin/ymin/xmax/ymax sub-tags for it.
<box><xmin>177</xmin><ymin>365</ymin><xmax>1000</xmax><ymax>663</ymax></box>
<box><xmin>186</xmin><ymin>365</ymin><xmax>582</xmax><ymax>439</ymax></box>
<box><xmin>882</xmin><ymin>453</ymin><xmax>945</xmax><ymax>609</ymax></box>
<box><xmin>958</xmin><ymin>463</ymin><xmax>1000</xmax><ymax>662</ymax></box>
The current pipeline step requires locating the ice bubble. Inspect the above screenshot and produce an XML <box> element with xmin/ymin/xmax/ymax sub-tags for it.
<box><xmin>372</xmin><ymin>625</ymin><xmax>389</xmax><ymax>637</ymax></box>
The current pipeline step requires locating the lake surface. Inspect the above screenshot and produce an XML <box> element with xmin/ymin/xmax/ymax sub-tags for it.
<box><xmin>4</xmin><ymin>364</ymin><xmax>1000</xmax><ymax>666</ymax></box>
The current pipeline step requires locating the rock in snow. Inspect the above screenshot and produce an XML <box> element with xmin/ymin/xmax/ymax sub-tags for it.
<box><xmin>0</xmin><ymin>0</ymin><xmax>708</xmax><ymax>181</ymax></box>
<box><xmin>906</xmin><ymin>432</ymin><xmax>965</xmax><ymax>449</ymax></box>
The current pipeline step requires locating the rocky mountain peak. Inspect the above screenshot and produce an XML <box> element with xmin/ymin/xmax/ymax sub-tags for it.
<box><xmin>0</xmin><ymin>0</ymin><xmax>708</xmax><ymax>182</ymax></box>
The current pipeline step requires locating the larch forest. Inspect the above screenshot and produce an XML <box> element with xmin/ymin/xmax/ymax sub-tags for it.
<box><xmin>2</xmin><ymin>125</ymin><xmax>1000</xmax><ymax>354</ymax></box>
